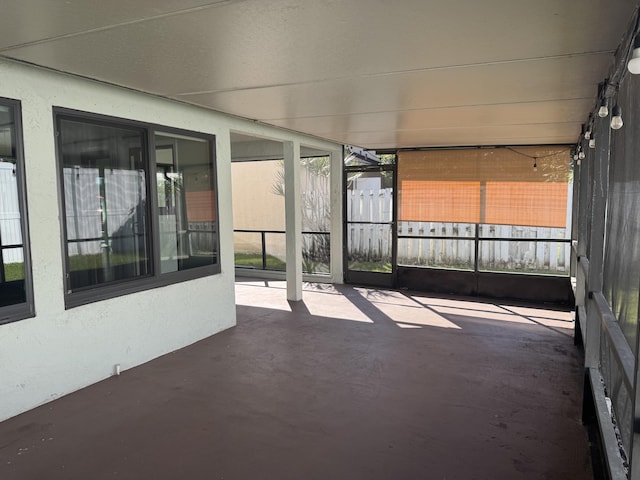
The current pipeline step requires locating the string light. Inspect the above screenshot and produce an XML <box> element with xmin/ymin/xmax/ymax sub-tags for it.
<box><xmin>584</xmin><ymin>117</ymin><xmax>592</xmax><ymax>140</ymax></box>
<box><xmin>503</xmin><ymin>147</ymin><xmax>570</xmax><ymax>174</ymax></box>
<box><xmin>628</xmin><ymin>35</ymin><xmax>640</xmax><ymax>74</ymax></box>
<box><xmin>611</xmin><ymin>105</ymin><xmax>624</xmax><ymax>130</ymax></box>
<box><xmin>598</xmin><ymin>97</ymin><xmax>609</xmax><ymax>117</ymax></box>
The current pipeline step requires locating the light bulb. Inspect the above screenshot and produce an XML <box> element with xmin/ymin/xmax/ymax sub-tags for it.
<box><xmin>611</xmin><ymin>105</ymin><xmax>623</xmax><ymax>130</ymax></box>
<box><xmin>629</xmin><ymin>51</ymin><xmax>640</xmax><ymax>74</ymax></box>
<box><xmin>585</xmin><ymin>130</ymin><xmax>591</xmax><ymax>140</ymax></box>
<box><xmin>628</xmin><ymin>37</ymin><xmax>640</xmax><ymax>74</ymax></box>
<box><xmin>598</xmin><ymin>98</ymin><xmax>609</xmax><ymax>117</ymax></box>
<box><xmin>611</xmin><ymin>116</ymin><xmax>624</xmax><ymax>129</ymax></box>
<box><xmin>573</xmin><ymin>153</ymin><xmax>579</xmax><ymax>161</ymax></box>
<box><xmin>579</xmin><ymin>150</ymin><xmax>585</xmax><ymax>160</ymax></box>
<box><xmin>589</xmin><ymin>138</ymin><xmax>596</xmax><ymax>148</ymax></box>
<box><xmin>533</xmin><ymin>161</ymin><xmax>537</xmax><ymax>172</ymax></box>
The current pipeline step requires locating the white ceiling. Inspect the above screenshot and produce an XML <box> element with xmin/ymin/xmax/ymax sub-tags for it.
<box><xmin>0</xmin><ymin>0</ymin><xmax>636</xmax><ymax>150</ymax></box>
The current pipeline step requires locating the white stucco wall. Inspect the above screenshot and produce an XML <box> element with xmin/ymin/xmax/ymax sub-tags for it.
<box><xmin>0</xmin><ymin>60</ymin><xmax>231</xmax><ymax>421</ymax></box>
<box><xmin>0</xmin><ymin>58</ymin><xmax>343</xmax><ymax>422</ymax></box>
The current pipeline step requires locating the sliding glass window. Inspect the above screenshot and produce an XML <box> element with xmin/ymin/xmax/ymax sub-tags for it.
<box><xmin>155</xmin><ymin>132</ymin><xmax>217</xmax><ymax>273</ymax></box>
<box><xmin>56</xmin><ymin>110</ymin><xmax>219</xmax><ymax>307</ymax></box>
<box><xmin>60</xmin><ymin>119</ymin><xmax>150</xmax><ymax>291</ymax></box>
<box><xmin>0</xmin><ymin>98</ymin><xmax>34</xmax><ymax>324</ymax></box>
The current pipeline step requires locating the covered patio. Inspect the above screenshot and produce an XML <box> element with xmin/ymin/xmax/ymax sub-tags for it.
<box><xmin>0</xmin><ymin>280</ymin><xmax>590</xmax><ymax>479</ymax></box>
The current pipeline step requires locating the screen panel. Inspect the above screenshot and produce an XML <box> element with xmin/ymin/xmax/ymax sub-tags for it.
<box><xmin>398</xmin><ymin>147</ymin><xmax>571</xmax><ymax>228</ymax></box>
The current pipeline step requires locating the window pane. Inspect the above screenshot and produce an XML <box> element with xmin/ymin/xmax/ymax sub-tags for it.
<box><xmin>1</xmin><ymin>248</ymin><xmax>26</xmax><ymax>307</ymax></box>
<box><xmin>264</xmin><ymin>232</ymin><xmax>286</xmax><ymax>271</ymax></box>
<box><xmin>478</xmin><ymin>240</ymin><xmax>570</xmax><ymax>274</ymax></box>
<box><xmin>398</xmin><ymin>221</ymin><xmax>476</xmax><ymax>238</ymax></box>
<box><xmin>155</xmin><ymin>132</ymin><xmax>217</xmax><ymax>273</ymax></box>
<box><xmin>0</xmin><ymin>103</ymin><xmax>30</xmax><ymax>312</ymax></box>
<box><xmin>603</xmin><ymin>71</ymin><xmax>640</xmax><ymax>354</ymax></box>
<box><xmin>301</xmin><ymin>156</ymin><xmax>331</xmax><ymax>275</ymax></box>
<box><xmin>301</xmin><ymin>157</ymin><xmax>330</xmax><ymax>232</ymax></box>
<box><xmin>234</xmin><ymin>231</ymin><xmax>264</xmax><ymax>269</ymax></box>
<box><xmin>60</xmin><ymin>119</ymin><xmax>150</xmax><ymax>290</ymax></box>
<box><xmin>397</xmin><ymin>148</ymin><xmax>571</xmax><ymax>227</ymax></box>
<box><xmin>3</xmin><ymin>247</ymin><xmax>25</xmax><ymax>280</ymax></box>
<box><xmin>231</xmin><ymin>160</ymin><xmax>284</xmax><ymax>231</ymax></box>
<box><xmin>347</xmin><ymin>223</ymin><xmax>392</xmax><ymax>272</ymax></box>
<box><xmin>478</xmin><ymin>224</ymin><xmax>569</xmax><ymax>240</ymax></box>
<box><xmin>346</xmin><ymin>170</ymin><xmax>393</xmax><ymax>222</ymax></box>
<box><xmin>397</xmin><ymin>238</ymin><xmax>474</xmax><ymax>270</ymax></box>
<box><xmin>302</xmin><ymin>232</ymin><xmax>330</xmax><ymax>274</ymax></box>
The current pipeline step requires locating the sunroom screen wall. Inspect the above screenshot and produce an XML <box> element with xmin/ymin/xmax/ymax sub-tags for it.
<box><xmin>397</xmin><ymin>147</ymin><xmax>571</xmax><ymax>228</ymax></box>
<box><xmin>603</xmin><ymin>70</ymin><xmax>640</xmax><ymax>356</ymax></box>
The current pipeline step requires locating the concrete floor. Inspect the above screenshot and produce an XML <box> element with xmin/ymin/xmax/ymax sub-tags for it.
<box><xmin>0</xmin><ymin>279</ymin><xmax>592</xmax><ymax>480</ymax></box>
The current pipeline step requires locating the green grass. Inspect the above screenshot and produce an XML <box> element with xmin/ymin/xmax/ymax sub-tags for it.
<box><xmin>68</xmin><ymin>253</ymin><xmax>145</xmax><ymax>271</ymax></box>
<box><xmin>347</xmin><ymin>260</ymin><xmax>392</xmax><ymax>273</ymax></box>
<box><xmin>235</xmin><ymin>252</ymin><xmax>286</xmax><ymax>271</ymax></box>
<box><xmin>235</xmin><ymin>253</ymin><xmax>332</xmax><ymax>274</ymax></box>
<box><xmin>4</xmin><ymin>262</ymin><xmax>24</xmax><ymax>281</ymax></box>
<box><xmin>478</xmin><ymin>265</ymin><xmax>569</xmax><ymax>276</ymax></box>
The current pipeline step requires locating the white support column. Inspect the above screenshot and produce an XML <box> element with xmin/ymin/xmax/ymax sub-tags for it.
<box><xmin>284</xmin><ymin>141</ymin><xmax>303</xmax><ymax>301</ymax></box>
<box><xmin>330</xmin><ymin>146</ymin><xmax>344</xmax><ymax>284</ymax></box>
<box><xmin>217</xmin><ymin>128</ymin><xmax>236</xmax><ymax>277</ymax></box>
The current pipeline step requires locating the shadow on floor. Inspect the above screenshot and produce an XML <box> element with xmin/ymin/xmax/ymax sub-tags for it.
<box><xmin>0</xmin><ymin>280</ymin><xmax>592</xmax><ymax>480</ymax></box>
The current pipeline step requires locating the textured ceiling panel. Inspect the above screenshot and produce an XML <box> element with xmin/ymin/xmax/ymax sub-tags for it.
<box><xmin>265</xmin><ymin>99</ymin><xmax>594</xmax><ymax>133</ymax></box>
<box><xmin>175</xmin><ymin>54</ymin><xmax>611</xmax><ymax>124</ymax></box>
<box><xmin>0</xmin><ymin>0</ymin><xmax>636</xmax><ymax>149</ymax></box>
<box><xmin>1</xmin><ymin>0</ymin><xmax>628</xmax><ymax>93</ymax></box>
<box><xmin>346</xmin><ymin>123</ymin><xmax>579</xmax><ymax>150</ymax></box>
<box><xmin>0</xmin><ymin>0</ymin><xmax>232</xmax><ymax>49</ymax></box>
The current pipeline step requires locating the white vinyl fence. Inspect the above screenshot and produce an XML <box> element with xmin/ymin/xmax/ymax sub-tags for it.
<box><xmin>0</xmin><ymin>162</ymin><xmax>23</xmax><ymax>263</ymax></box>
<box><xmin>347</xmin><ymin>184</ymin><xmax>573</xmax><ymax>274</ymax></box>
<box><xmin>347</xmin><ymin>187</ymin><xmax>394</xmax><ymax>261</ymax></box>
<box><xmin>63</xmin><ymin>167</ymin><xmax>147</xmax><ymax>256</ymax></box>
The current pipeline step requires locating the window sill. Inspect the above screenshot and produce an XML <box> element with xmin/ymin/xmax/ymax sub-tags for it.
<box><xmin>64</xmin><ymin>264</ymin><xmax>221</xmax><ymax>309</ymax></box>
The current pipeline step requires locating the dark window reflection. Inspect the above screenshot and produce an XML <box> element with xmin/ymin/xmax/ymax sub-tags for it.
<box><xmin>155</xmin><ymin>132</ymin><xmax>217</xmax><ymax>273</ymax></box>
<box><xmin>0</xmin><ymin>103</ymin><xmax>28</xmax><ymax>309</ymax></box>
<box><xmin>60</xmin><ymin>119</ymin><xmax>150</xmax><ymax>291</ymax></box>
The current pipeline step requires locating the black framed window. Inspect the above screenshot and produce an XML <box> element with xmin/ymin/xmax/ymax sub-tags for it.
<box><xmin>154</xmin><ymin>132</ymin><xmax>217</xmax><ymax>273</ymax></box>
<box><xmin>0</xmin><ymin>98</ymin><xmax>34</xmax><ymax>324</ymax></box>
<box><xmin>55</xmin><ymin>109</ymin><xmax>220</xmax><ymax>308</ymax></box>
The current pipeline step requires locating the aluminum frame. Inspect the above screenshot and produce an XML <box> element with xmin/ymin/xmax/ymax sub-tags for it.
<box><xmin>53</xmin><ymin>107</ymin><xmax>221</xmax><ymax>309</ymax></box>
